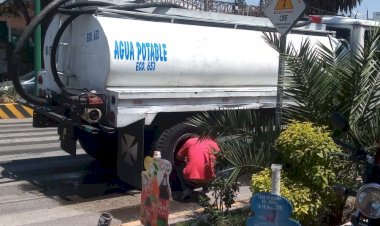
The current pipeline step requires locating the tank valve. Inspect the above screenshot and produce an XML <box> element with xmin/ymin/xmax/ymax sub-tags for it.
<box><xmin>82</xmin><ymin>108</ymin><xmax>102</xmax><ymax>123</ymax></box>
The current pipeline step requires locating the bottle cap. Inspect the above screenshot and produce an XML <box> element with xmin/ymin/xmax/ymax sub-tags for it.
<box><xmin>153</xmin><ymin>151</ymin><xmax>161</xmax><ymax>159</ymax></box>
<box><xmin>271</xmin><ymin>164</ymin><xmax>282</xmax><ymax>171</ymax></box>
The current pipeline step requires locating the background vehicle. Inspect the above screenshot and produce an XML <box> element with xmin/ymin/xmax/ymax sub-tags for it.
<box><xmin>0</xmin><ymin>71</ymin><xmax>35</xmax><ymax>95</ymax></box>
<box><xmin>9</xmin><ymin>0</ymin><xmax>377</xmax><ymax>189</ymax></box>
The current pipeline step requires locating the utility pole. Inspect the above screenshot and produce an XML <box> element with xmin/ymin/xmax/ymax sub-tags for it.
<box><xmin>275</xmin><ymin>35</ymin><xmax>286</xmax><ymax>133</ymax></box>
<box><xmin>34</xmin><ymin>0</ymin><xmax>42</xmax><ymax>81</ymax></box>
<box><xmin>34</xmin><ymin>0</ymin><xmax>41</xmax><ymax>93</ymax></box>
<box><xmin>263</xmin><ymin>0</ymin><xmax>306</xmax><ymax>133</ymax></box>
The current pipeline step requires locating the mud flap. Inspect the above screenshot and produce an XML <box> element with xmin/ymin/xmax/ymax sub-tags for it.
<box><xmin>58</xmin><ymin>120</ymin><xmax>77</xmax><ymax>156</ymax></box>
<box><xmin>117</xmin><ymin>119</ymin><xmax>144</xmax><ymax>189</ymax></box>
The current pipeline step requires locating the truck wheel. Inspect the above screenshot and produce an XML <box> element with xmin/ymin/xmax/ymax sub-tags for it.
<box><xmin>155</xmin><ymin>123</ymin><xmax>197</xmax><ymax>191</ymax></box>
<box><xmin>77</xmin><ymin>130</ymin><xmax>118</xmax><ymax>167</ymax></box>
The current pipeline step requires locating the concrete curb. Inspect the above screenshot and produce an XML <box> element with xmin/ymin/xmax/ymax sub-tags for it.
<box><xmin>119</xmin><ymin>199</ymin><xmax>250</xmax><ymax>226</ymax></box>
<box><xmin>0</xmin><ymin>103</ymin><xmax>33</xmax><ymax>119</ymax></box>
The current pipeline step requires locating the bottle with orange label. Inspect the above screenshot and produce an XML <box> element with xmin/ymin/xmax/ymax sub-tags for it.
<box><xmin>157</xmin><ymin>173</ymin><xmax>170</xmax><ymax>226</ymax></box>
<box><xmin>151</xmin><ymin>151</ymin><xmax>161</xmax><ymax>226</ymax></box>
<box><xmin>144</xmin><ymin>194</ymin><xmax>152</xmax><ymax>226</ymax></box>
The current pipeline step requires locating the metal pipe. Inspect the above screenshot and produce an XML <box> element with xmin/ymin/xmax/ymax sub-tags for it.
<box><xmin>34</xmin><ymin>0</ymin><xmax>41</xmax><ymax>94</ymax></box>
<box><xmin>275</xmin><ymin>34</ymin><xmax>287</xmax><ymax>133</ymax></box>
<box><xmin>271</xmin><ymin>164</ymin><xmax>282</xmax><ymax>195</ymax></box>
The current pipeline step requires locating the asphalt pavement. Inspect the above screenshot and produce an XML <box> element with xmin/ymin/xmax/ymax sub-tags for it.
<box><xmin>0</xmin><ymin>118</ymin><xmax>252</xmax><ymax>226</ymax></box>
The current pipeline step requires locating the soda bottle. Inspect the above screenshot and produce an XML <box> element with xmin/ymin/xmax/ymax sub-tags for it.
<box><xmin>150</xmin><ymin>170</ymin><xmax>159</xmax><ymax>226</ymax></box>
<box><xmin>157</xmin><ymin>173</ymin><xmax>170</xmax><ymax>226</ymax></box>
<box><xmin>144</xmin><ymin>195</ymin><xmax>152</xmax><ymax>226</ymax></box>
<box><xmin>151</xmin><ymin>151</ymin><xmax>161</xmax><ymax>226</ymax></box>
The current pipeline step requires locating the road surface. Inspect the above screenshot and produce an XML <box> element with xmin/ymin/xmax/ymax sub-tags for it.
<box><xmin>0</xmin><ymin>118</ymin><xmax>211</xmax><ymax>226</ymax></box>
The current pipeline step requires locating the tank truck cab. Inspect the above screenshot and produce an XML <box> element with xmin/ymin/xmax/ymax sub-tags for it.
<box><xmin>17</xmin><ymin>1</ymin><xmax>377</xmax><ymax>190</ymax></box>
<box><xmin>312</xmin><ymin>16</ymin><xmax>380</xmax><ymax>54</ymax></box>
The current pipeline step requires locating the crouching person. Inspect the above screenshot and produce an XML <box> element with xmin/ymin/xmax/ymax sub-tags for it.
<box><xmin>176</xmin><ymin>136</ymin><xmax>220</xmax><ymax>200</ymax></box>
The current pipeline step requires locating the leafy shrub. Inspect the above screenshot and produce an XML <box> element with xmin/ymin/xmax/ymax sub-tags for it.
<box><xmin>276</xmin><ymin>121</ymin><xmax>342</xmax><ymax>190</ymax></box>
<box><xmin>250</xmin><ymin>168</ymin><xmax>321</xmax><ymax>223</ymax></box>
<box><xmin>250</xmin><ymin>122</ymin><xmax>350</xmax><ymax>225</ymax></box>
<box><xmin>198</xmin><ymin>177</ymin><xmax>240</xmax><ymax>225</ymax></box>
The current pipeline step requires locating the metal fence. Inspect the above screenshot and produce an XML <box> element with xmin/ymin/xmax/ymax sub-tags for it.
<box><xmin>145</xmin><ymin>0</ymin><xmax>263</xmax><ymax>16</ymax></box>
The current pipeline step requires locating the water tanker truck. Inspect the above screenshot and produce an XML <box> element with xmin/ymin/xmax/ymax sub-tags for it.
<box><xmin>10</xmin><ymin>0</ymin><xmax>376</xmax><ymax>189</ymax></box>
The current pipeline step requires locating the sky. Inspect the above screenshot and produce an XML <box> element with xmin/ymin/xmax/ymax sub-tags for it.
<box><xmin>353</xmin><ymin>0</ymin><xmax>380</xmax><ymax>19</ymax></box>
<box><xmin>245</xmin><ymin>0</ymin><xmax>380</xmax><ymax>19</ymax></box>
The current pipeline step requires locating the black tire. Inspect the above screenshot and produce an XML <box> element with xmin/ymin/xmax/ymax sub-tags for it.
<box><xmin>155</xmin><ymin>123</ymin><xmax>197</xmax><ymax>191</ymax></box>
<box><xmin>77</xmin><ymin>129</ymin><xmax>118</xmax><ymax>167</ymax></box>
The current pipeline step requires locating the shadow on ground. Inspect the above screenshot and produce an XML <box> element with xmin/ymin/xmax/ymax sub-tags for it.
<box><xmin>0</xmin><ymin>154</ymin><xmax>136</xmax><ymax>203</ymax></box>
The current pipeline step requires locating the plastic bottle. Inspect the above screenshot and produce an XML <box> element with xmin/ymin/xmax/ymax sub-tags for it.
<box><xmin>157</xmin><ymin>173</ymin><xmax>170</xmax><ymax>226</ymax></box>
<box><xmin>144</xmin><ymin>194</ymin><xmax>152</xmax><ymax>226</ymax></box>
<box><xmin>151</xmin><ymin>151</ymin><xmax>161</xmax><ymax>226</ymax></box>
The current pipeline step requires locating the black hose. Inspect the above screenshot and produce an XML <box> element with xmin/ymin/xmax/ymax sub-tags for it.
<box><xmin>9</xmin><ymin>0</ymin><xmax>116</xmax><ymax>104</ymax></box>
<box><xmin>50</xmin><ymin>2</ymin><xmax>183</xmax><ymax>95</ymax></box>
<box><xmin>57</xmin><ymin>2</ymin><xmax>183</xmax><ymax>15</ymax></box>
<box><xmin>108</xmin><ymin>2</ymin><xmax>184</xmax><ymax>10</ymax></box>
<box><xmin>57</xmin><ymin>7</ymin><xmax>101</xmax><ymax>15</ymax></box>
<box><xmin>52</xmin><ymin>2</ymin><xmax>118</xmax><ymax>95</ymax></box>
<box><xmin>10</xmin><ymin>0</ymin><xmax>71</xmax><ymax>106</ymax></box>
<box><xmin>62</xmin><ymin>1</ymin><xmax>115</xmax><ymax>9</ymax></box>
<box><xmin>57</xmin><ymin>1</ymin><xmax>115</xmax><ymax>15</ymax></box>
<box><xmin>11</xmin><ymin>1</ymin><xmax>181</xmax><ymax>105</ymax></box>
<box><xmin>50</xmin><ymin>15</ymin><xmax>79</xmax><ymax>96</ymax></box>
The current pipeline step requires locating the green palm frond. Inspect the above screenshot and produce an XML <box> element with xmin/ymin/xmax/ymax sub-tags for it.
<box><xmin>282</xmin><ymin>39</ymin><xmax>334</xmax><ymax>124</ymax></box>
<box><xmin>217</xmin><ymin>136</ymin><xmax>276</xmax><ymax>184</ymax></box>
<box><xmin>265</xmin><ymin>27</ymin><xmax>380</xmax><ymax>139</ymax></box>
<box><xmin>352</xmin><ymin>108</ymin><xmax>380</xmax><ymax>152</ymax></box>
<box><xmin>262</xmin><ymin>32</ymin><xmax>293</xmax><ymax>55</ymax></box>
<box><xmin>262</xmin><ymin>32</ymin><xmax>282</xmax><ymax>53</ymax></box>
<box><xmin>265</xmin><ymin>27</ymin><xmax>380</xmax><ymax>157</ymax></box>
<box><xmin>349</xmin><ymin>29</ymin><xmax>380</xmax><ymax>127</ymax></box>
<box><xmin>187</xmin><ymin>109</ymin><xmax>276</xmax><ymax>139</ymax></box>
<box><xmin>187</xmin><ymin>110</ymin><xmax>278</xmax><ymax>184</ymax></box>
<box><xmin>188</xmin><ymin>28</ymin><xmax>380</xmax><ymax>185</ymax></box>
<box><xmin>263</xmin><ymin>32</ymin><xmax>351</xmax><ymax>124</ymax></box>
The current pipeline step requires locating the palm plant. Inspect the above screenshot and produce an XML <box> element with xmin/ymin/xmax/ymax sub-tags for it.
<box><xmin>188</xmin><ymin>28</ymin><xmax>380</xmax><ymax>184</ymax></box>
<box><xmin>307</xmin><ymin>0</ymin><xmax>362</xmax><ymax>14</ymax></box>
<box><xmin>187</xmin><ymin>109</ymin><xmax>278</xmax><ymax>183</ymax></box>
<box><xmin>263</xmin><ymin>28</ymin><xmax>380</xmax><ymax>152</ymax></box>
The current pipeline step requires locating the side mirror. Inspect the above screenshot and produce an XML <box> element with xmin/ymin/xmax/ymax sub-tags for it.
<box><xmin>356</xmin><ymin>183</ymin><xmax>380</xmax><ymax>219</ymax></box>
<box><xmin>330</xmin><ymin>112</ymin><xmax>350</xmax><ymax>132</ymax></box>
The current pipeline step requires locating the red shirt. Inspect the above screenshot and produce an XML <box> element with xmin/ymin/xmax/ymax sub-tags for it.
<box><xmin>176</xmin><ymin>137</ymin><xmax>220</xmax><ymax>184</ymax></box>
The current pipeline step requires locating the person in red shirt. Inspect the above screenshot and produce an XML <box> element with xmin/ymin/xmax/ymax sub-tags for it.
<box><xmin>176</xmin><ymin>136</ymin><xmax>220</xmax><ymax>200</ymax></box>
